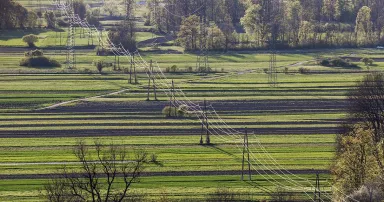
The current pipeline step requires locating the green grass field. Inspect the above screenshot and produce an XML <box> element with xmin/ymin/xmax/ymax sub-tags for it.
<box><xmin>1</xmin><ymin>43</ymin><xmax>380</xmax><ymax>201</ymax></box>
<box><xmin>1</xmin><ymin>1</ymin><xmax>384</xmax><ymax>200</ymax></box>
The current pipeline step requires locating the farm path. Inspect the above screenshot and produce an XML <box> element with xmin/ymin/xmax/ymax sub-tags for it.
<box><xmin>36</xmin><ymin>89</ymin><xmax>129</xmax><ymax>111</ymax></box>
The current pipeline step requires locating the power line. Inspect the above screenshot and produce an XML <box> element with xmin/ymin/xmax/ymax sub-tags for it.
<box><xmin>49</xmin><ymin>1</ymin><xmax>356</xmax><ymax>200</ymax></box>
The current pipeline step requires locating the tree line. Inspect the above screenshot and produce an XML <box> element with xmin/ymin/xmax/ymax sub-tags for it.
<box><xmin>146</xmin><ymin>0</ymin><xmax>384</xmax><ymax>51</ymax></box>
<box><xmin>0</xmin><ymin>0</ymin><xmax>38</xmax><ymax>29</ymax></box>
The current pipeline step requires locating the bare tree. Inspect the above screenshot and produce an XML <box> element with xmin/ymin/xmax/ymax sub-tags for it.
<box><xmin>43</xmin><ymin>141</ymin><xmax>147</xmax><ymax>202</ymax></box>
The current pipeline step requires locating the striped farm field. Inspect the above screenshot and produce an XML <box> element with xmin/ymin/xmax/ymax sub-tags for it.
<box><xmin>0</xmin><ymin>46</ymin><xmax>383</xmax><ymax>201</ymax></box>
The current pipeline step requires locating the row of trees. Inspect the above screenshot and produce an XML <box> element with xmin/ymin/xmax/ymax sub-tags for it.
<box><xmin>0</xmin><ymin>0</ymin><xmax>100</xmax><ymax>30</ymax></box>
<box><xmin>240</xmin><ymin>0</ymin><xmax>384</xmax><ymax>48</ymax></box>
<box><xmin>147</xmin><ymin>0</ymin><xmax>384</xmax><ymax>50</ymax></box>
<box><xmin>146</xmin><ymin>0</ymin><xmax>243</xmax><ymax>34</ymax></box>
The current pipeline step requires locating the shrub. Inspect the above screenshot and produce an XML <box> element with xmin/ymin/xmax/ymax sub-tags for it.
<box><xmin>320</xmin><ymin>57</ymin><xmax>359</xmax><ymax>68</ymax></box>
<box><xmin>284</xmin><ymin>67</ymin><xmax>289</xmax><ymax>74</ymax></box>
<box><xmin>20</xmin><ymin>56</ymin><xmax>61</xmax><ymax>68</ymax></box>
<box><xmin>361</xmin><ymin>57</ymin><xmax>374</xmax><ymax>66</ymax></box>
<box><xmin>94</xmin><ymin>60</ymin><xmax>105</xmax><ymax>73</ymax></box>
<box><xmin>25</xmin><ymin>49</ymin><xmax>44</xmax><ymax>57</ymax></box>
<box><xmin>162</xmin><ymin>106</ymin><xmax>176</xmax><ymax>117</ymax></box>
<box><xmin>331</xmin><ymin>58</ymin><xmax>349</xmax><ymax>67</ymax></box>
<box><xmin>170</xmin><ymin>65</ymin><xmax>178</xmax><ymax>72</ymax></box>
<box><xmin>162</xmin><ymin>105</ymin><xmax>190</xmax><ymax>118</ymax></box>
<box><xmin>299</xmin><ymin>67</ymin><xmax>310</xmax><ymax>74</ymax></box>
<box><xmin>22</xmin><ymin>34</ymin><xmax>39</xmax><ymax>47</ymax></box>
<box><xmin>320</xmin><ymin>59</ymin><xmax>330</xmax><ymax>66</ymax></box>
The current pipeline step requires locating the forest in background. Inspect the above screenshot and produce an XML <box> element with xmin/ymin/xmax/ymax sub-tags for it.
<box><xmin>147</xmin><ymin>0</ymin><xmax>384</xmax><ymax>50</ymax></box>
<box><xmin>2</xmin><ymin>0</ymin><xmax>384</xmax><ymax>51</ymax></box>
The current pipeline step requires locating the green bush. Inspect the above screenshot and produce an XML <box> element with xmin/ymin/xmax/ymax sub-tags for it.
<box><xmin>20</xmin><ymin>56</ymin><xmax>61</xmax><ymax>67</ymax></box>
<box><xmin>25</xmin><ymin>49</ymin><xmax>44</xmax><ymax>57</ymax></box>
<box><xmin>162</xmin><ymin>106</ymin><xmax>176</xmax><ymax>117</ymax></box>
<box><xmin>320</xmin><ymin>57</ymin><xmax>359</xmax><ymax>68</ymax></box>
<box><xmin>320</xmin><ymin>59</ymin><xmax>330</xmax><ymax>66</ymax></box>
<box><xmin>162</xmin><ymin>105</ymin><xmax>190</xmax><ymax>118</ymax></box>
<box><xmin>170</xmin><ymin>65</ymin><xmax>178</xmax><ymax>72</ymax></box>
<box><xmin>331</xmin><ymin>58</ymin><xmax>349</xmax><ymax>67</ymax></box>
<box><xmin>299</xmin><ymin>67</ymin><xmax>310</xmax><ymax>74</ymax></box>
<box><xmin>361</xmin><ymin>57</ymin><xmax>374</xmax><ymax>66</ymax></box>
<box><xmin>93</xmin><ymin>60</ymin><xmax>108</xmax><ymax>73</ymax></box>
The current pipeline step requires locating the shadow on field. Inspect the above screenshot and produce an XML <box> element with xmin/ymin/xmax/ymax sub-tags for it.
<box><xmin>206</xmin><ymin>144</ymin><xmax>237</xmax><ymax>158</ymax></box>
<box><xmin>245</xmin><ymin>180</ymin><xmax>273</xmax><ymax>194</ymax></box>
<box><xmin>0</xmin><ymin>29</ymin><xmax>50</xmax><ymax>41</ymax></box>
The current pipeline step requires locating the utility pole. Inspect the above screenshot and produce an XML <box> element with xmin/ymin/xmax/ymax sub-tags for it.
<box><xmin>114</xmin><ymin>55</ymin><xmax>117</xmax><ymax>71</ymax></box>
<box><xmin>241</xmin><ymin>128</ymin><xmax>251</xmax><ymax>181</ymax></box>
<box><xmin>168</xmin><ymin>80</ymin><xmax>175</xmax><ymax>117</ymax></box>
<box><xmin>151</xmin><ymin>61</ymin><xmax>157</xmax><ymax>101</ymax></box>
<box><xmin>147</xmin><ymin>72</ymin><xmax>151</xmax><ymax>101</ymax></box>
<box><xmin>129</xmin><ymin>55</ymin><xmax>133</xmax><ymax>84</ymax></box>
<box><xmin>147</xmin><ymin>60</ymin><xmax>157</xmax><ymax>101</ymax></box>
<box><xmin>133</xmin><ymin>54</ymin><xmax>137</xmax><ymax>84</ymax></box>
<box><xmin>200</xmin><ymin>99</ymin><xmax>206</xmax><ymax>144</ymax></box>
<box><xmin>314</xmin><ymin>172</ymin><xmax>321</xmax><ymax>202</ymax></box>
<box><xmin>117</xmin><ymin>55</ymin><xmax>120</xmax><ymax>70</ymax></box>
<box><xmin>204</xmin><ymin>99</ymin><xmax>210</xmax><ymax>145</ymax></box>
<box><xmin>98</xmin><ymin>28</ymin><xmax>102</xmax><ymax>47</ymax></box>
<box><xmin>55</xmin><ymin>31</ymin><xmax>58</xmax><ymax>53</ymax></box>
<box><xmin>200</xmin><ymin>115</ymin><xmax>204</xmax><ymax>145</ymax></box>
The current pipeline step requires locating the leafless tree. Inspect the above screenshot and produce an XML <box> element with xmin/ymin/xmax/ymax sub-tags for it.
<box><xmin>43</xmin><ymin>141</ymin><xmax>147</xmax><ymax>202</ymax></box>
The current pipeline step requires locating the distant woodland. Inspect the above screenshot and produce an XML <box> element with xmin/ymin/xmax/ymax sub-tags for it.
<box><xmin>147</xmin><ymin>0</ymin><xmax>384</xmax><ymax>50</ymax></box>
<box><xmin>1</xmin><ymin>0</ymin><xmax>384</xmax><ymax>51</ymax></box>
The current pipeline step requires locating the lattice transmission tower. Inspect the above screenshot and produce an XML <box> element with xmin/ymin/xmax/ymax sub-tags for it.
<box><xmin>267</xmin><ymin>0</ymin><xmax>280</xmax><ymax>87</ymax></box>
<box><xmin>196</xmin><ymin>0</ymin><xmax>209</xmax><ymax>73</ymax></box>
<box><xmin>66</xmin><ymin>0</ymin><xmax>76</xmax><ymax>69</ymax></box>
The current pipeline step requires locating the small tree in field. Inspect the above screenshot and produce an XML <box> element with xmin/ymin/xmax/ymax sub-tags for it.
<box><xmin>361</xmin><ymin>57</ymin><xmax>374</xmax><ymax>67</ymax></box>
<box><xmin>22</xmin><ymin>34</ymin><xmax>39</xmax><ymax>47</ymax></box>
<box><xmin>43</xmin><ymin>141</ymin><xmax>148</xmax><ymax>202</ymax></box>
